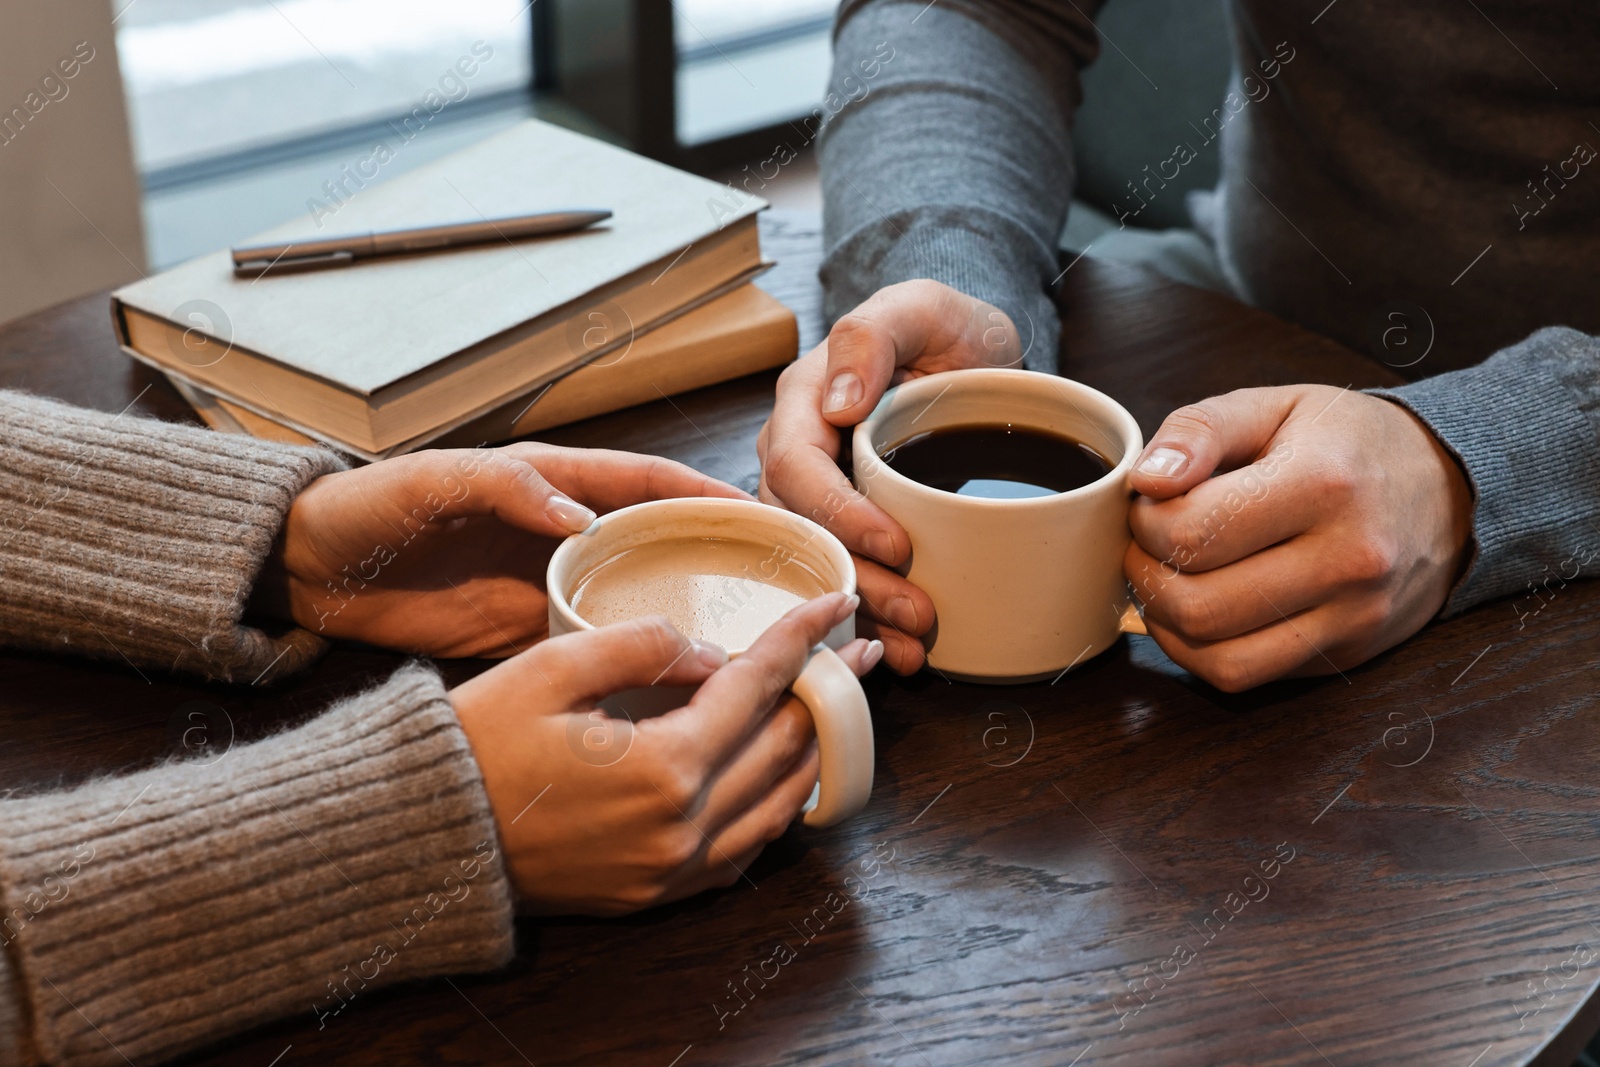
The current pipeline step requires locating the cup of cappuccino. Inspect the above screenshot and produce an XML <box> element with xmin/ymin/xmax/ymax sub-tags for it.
<box><xmin>852</xmin><ymin>368</ymin><xmax>1146</xmax><ymax>684</ymax></box>
<box><xmin>546</xmin><ymin>498</ymin><xmax>873</xmax><ymax>827</ymax></box>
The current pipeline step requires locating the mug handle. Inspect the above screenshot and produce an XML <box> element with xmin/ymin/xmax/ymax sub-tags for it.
<box><xmin>790</xmin><ymin>644</ymin><xmax>874</xmax><ymax>827</ymax></box>
<box><xmin>1118</xmin><ymin>601</ymin><xmax>1148</xmax><ymax>636</ymax></box>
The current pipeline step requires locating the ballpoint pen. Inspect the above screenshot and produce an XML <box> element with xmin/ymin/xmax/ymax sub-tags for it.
<box><xmin>231</xmin><ymin>208</ymin><xmax>613</xmax><ymax>277</ymax></box>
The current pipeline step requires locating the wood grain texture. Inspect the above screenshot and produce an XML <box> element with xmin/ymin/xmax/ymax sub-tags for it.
<box><xmin>1</xmin><ymin>261</ymin><xmax>1596</xmax><ymax>1067</ymax></box>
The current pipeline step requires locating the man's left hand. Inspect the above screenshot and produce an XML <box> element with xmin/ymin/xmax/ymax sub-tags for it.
<box><xmin>1124</xmin><ymin>385</ymin><xmax>1474</xmax><ymax>691</ymax></box>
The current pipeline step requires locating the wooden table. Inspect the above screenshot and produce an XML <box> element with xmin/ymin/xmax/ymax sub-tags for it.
<box><xmin>3</xmin><ymin>261</ymin><xmax>1598</xmax><ymax>1067</ymax></box>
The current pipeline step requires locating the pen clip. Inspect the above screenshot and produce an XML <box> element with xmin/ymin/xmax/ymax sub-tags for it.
<box><xmin>232</xmin><ymin>250</ymin><xmax>355</xmax><ymax>278</ymax></box>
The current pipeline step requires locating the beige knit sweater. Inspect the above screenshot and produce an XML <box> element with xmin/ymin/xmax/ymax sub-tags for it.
<box><xmin>0</xmin><ymin>392</ymin><xmax>516</xmax><ymax>1066</ymax></box>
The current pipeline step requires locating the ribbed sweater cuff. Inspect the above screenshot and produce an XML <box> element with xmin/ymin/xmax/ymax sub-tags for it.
<box><xmin>0</xmin><ymin>663</ymin><xmax>514</xmax><ymax>1067</ymax></box>
<box><xmin>1367</xmin><ymin>327</ymin><xmax>1600</xmax><ymax>614</ymax></box>
<box><xmin>0</xmin><ymin>390</ymin><xmax>347</xmax><ymax>682</ymax></box>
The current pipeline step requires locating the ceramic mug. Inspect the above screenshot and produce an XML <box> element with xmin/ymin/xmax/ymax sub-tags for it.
<box><xmin>852</xmin><ymin>368</ymin><xmax>1147</xmax><ymax>683</ymax></box>
<box><xmin>546</xmin><ymin>497</ymin><xmax>874</xmax><ymax>827</ymax></box>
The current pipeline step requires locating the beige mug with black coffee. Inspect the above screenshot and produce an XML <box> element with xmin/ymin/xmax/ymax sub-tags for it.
<box><xmin>547</xmin><ymin>498</ymin><xmax>874</xmax><ymax>826</ymax></box>
<box><xmin>852</xmin><ymin>368</ymin><xmax>1146</xmax><ymax>683</ymax></box>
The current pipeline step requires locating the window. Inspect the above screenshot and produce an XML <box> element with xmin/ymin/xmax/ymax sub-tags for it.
<box><xmin>115</xmin><ymin>0</ymin><xmax>538</xmax><ymax>267</ymax></box>
<box><xmin>113</xmin><ymin>0</ymin><xmax>833</xmax><ymax>266</ymax></box>
<box><xmin>116</xmin><ymin>0</ymin><xmax>533</xmax><ymax>174</ymax></box>
<box><xmin>674</xmin><ymin>0</ymin><xmax>834</xmax><ymax>146</ymax></box>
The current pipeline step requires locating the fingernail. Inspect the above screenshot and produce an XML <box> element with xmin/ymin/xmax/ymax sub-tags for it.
<box><xmin>861</xmin><ymin>639</ymin><xmax>885</xmax><ymax>671</ymax></box>
<box><xmin>545</xmin><ymin>493</ymin><xmax>597</xmax><ymax>532</ymax></box>
<box><xmin>1138</xmin><ymin>447</ymin><xmax>1189</xmax><ymax>478</ymax></box>
<box><xmin>862</xmin><ymin>529</ymin><xmax>896</xmax><ymax>563</ymax></box>
<box><xmin>691</xmin><ymin>639</ymin><xmax>728</xmax><ymax>669</ymax></box>
<box><xmin>823</xmin><ymin>371</ymin><xmax>864</xmax><ymax>414</ymax></box>
<box><xmin>833</xmin><ymin>593</ymin><xmax>861</xmax><ymax>625</ymax></box>
<box><xmin>886</xmin><ymin>594</ymin><xmax>920</xmax><ymax>633</ymax></box>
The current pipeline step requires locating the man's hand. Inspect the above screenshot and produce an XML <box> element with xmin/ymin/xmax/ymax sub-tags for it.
<box><xmin>1124</xmin><ymin>385</ymin><xmax>1474</xmax><ymax>692</ymax></box>
<box><xmin>253</xmin><ymin>444</ymin><xmax>748</xmax><ymax>657</ymax></box>
<box><xmin>451</xmin><ymin>593</ymin><xmax>880</xmax><ymax>914</ymax></box>
<box><xmin>757</xmin><ymin>280</ymin><xmax>1024</xmax><ymax>673</ymax></box>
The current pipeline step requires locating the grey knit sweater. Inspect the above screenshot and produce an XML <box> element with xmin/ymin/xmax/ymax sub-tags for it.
<box><xmin>820</xmin><ymin>0</ymin><xmax>1600</xmax><ymax>614</ymax></box>
<box><xmin>0</xmin><ymin>392</ymin><xmax>515</xmax><ymax>1065</ymax></box>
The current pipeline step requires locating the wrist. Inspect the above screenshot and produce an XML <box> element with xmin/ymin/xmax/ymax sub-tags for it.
<box><xmin>247</xmin><ymin>491</ymin><xmax>315</xmax><ymax>626</ymax></box>
<box><xmin>247</xmin><ymin>470</ymin><xmax>344</xmax><ymax>630</ymax></box>
<box><xmin>246</xmin><ymin>535</ymin><xmax>296</xmax><ymax>623</ymax></box>
<box><xmin>1395</xmin><ymin>402</ymin><xmax>1476</xmax><ymax>580</ymax></box>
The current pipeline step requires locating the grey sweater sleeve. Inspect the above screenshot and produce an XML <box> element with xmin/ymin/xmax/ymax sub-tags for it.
<box><xmin>0</xmin><ymin>390</ymin><xmax>348</xmax><ymax>683</ymax></box>
<box><xmin>0</xmin><ymin>663</ymin><xmax>516</xmax><ymax>1066</ymax></box>
<box><xmin>1368</xmin><ymin>327</ymin><xmax>1600</xmax><ymax>616</ymax></box>
<box><xmin>819</xmin><ymin>0</ymin><xmax>1096</xmax><ymax>370</ymax></box>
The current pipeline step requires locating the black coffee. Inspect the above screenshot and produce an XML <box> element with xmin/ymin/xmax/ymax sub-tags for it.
<box><xmin>881</xmin><ymin>423</ymin><xmax>1111</xmax><ymax>499</ymax></box>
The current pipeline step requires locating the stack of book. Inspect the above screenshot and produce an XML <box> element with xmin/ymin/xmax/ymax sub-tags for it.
<box><xmin>111</xmin><ymin>120</ymin><xmax>797</xmax><ymax>461</ymax></box>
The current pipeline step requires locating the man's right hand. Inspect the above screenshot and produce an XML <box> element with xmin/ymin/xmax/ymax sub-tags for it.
<box><xmin>757</xmin><ymin>280</ymin><xmax>1025</xmax><ymax>673</ymax></box>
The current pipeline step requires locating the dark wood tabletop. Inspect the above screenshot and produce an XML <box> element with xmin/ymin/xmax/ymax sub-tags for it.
<box><xmin>3</xmin><ymin>260</ymin><xmax>1598</xmax><ymax>1067</ymax></box>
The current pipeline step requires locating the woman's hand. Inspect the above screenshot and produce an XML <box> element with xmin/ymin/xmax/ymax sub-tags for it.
<box><xmin>253</xmin><ymin>444</ymin><xmax>748</xmax><ymax>657</ymax></box>
<box><xmin>450</xmin><ymin>592</ymin><xmax>882</xmax><ymax>915</ymax></box>
<box><xmin>757</xmin><ymin>280</ymin><xmax>1022</xmax><ymax>673</ymax></box>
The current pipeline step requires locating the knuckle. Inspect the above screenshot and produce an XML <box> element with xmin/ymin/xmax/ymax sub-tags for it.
<box><xmin>750</xmin><ymin>667</ymin><xmax>798</xmax><ymax>721</ymax></box>
<box><xmin>776</xmin><ymin>358</ymin><xmax>809</xmax><ymax>392</ymax></box>
<box><xmin>618</xmin><ymin>883</ymin><xmax>661</xmax><ymax>911</ymax></box>
<box><xmin>1310</xmin><ymin>457</ymin><xmax>1360</xmax><ymax>501</ymax></box>
<box><xmin>1341</xmin><ymin>537</ymin><xmax>1399</xmax><ymax>585</ymax></box>
<box><xmin>899</xmin><ymin>278</ymin><xmax>945</xmax><ymax>299</ymax></box>
<box><xmin>903</xmin><ymin>278</ymin><xmax>958</xmax><ymax>312</ymax></box>
<box><xmin>1166</xmin><ymin>590</ymin><xmax>1228</xmax><ymax>640</ymax></box>
<box><xmin>766</xmin><ymin>700</ymin><xmax>813</xmax><ymax>758</ymax></box>
<box><xmin>765</xmin><ymin>806</ymin><xmax>797</xmax><ymax>844</ymax></box>
<box><xmin>1156</xmin><ymin>517</ymin><xmax>1206</xmax><ymax>568</ymax></box>
<box><xmin>478</xmin><ymin>450</ymin><xmax>518</xmax><ymax>486</ymax></box>
<box><xmin>634</xmin><ymin>614</ymin><xmax>687</xmax><ymax>656</ymax></box>
<box><xmin>884</xmin><ymin>633</ymin><xmax>924</xmax><ymax>674</ymax></box>
<box><xmin>778</xmin><ymin>350</ymin><xmax>819</xmax><ymax>383</ymax></box>
<box><xmin>1201</xmin><ymin>653</ymin><xmax>1258</xmax><ymax>694</ymax></box>
<box><xmin>656</xmin><ymin>826</ymin><xmax>703</xmax><ymax>870</ymax></box>
<box><xmin>763</xmin><ymin>443</ymin><xmax>801</xmax><ymax>494</ymax></box>
<box><xmin>788</xmin><ymin>603</ymin><xmax>835</xmax><ymax>648</ymax></box>
<box><xmin>734</xmin><ymin>649</ymin><xmax>788</xmax><ymax>703</ymax></box>
<box><xmin>1163</xmin><ymin>402</ymin><xmax>1224</xmax><ymax>442</ymax></box>
<box><xmin>515</xmin><ymin>465</ymin><xmax>549</xmax><ymax>494</ymax></box>
<box><xmin>783</xmin><ymin>701</ymin><xmax>817</xmax><ymax>751</ymax></box>
<box><xmin>657</xmin><ymin>766</ymin><xmax>704</xmax><ymax>813</ymax></box>
<box><xmin>827</xmin><ymin>311</ymin><xmax>880</xmax><ymax>354</ymax></box>
<box><xmin>491</xmin><ymin>455</ymin><xmax>545</xmax><ymax>495</ymax></box>
<box><xmin>503</xmin><ymin>441</ymin><xmax>554</xmax><ymax>464</ymax></box>
<box><xmin>643</xmin><ymin>455</ymin><xmax>687</xmax><ymax>500</ymax></box>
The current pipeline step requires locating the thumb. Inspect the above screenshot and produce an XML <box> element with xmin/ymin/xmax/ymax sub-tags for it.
<box><xmin>389</xmin><ymin>448</ymin><xmax>600</xmax><ymax>537</ymax></box>
<box><xmin>1130</xmin><ymin>388</ymin><xmax>1298</xmax><ymax>499</ymax></box>
<box><xmin>820</xmin><ymin>280</ymin><xmax>1020</xmax><ymax>426</ymax></box>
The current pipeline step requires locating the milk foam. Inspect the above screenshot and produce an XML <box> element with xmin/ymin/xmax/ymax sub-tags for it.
<box><xmin>570</xmin><ymin>538</ymin><xmax>831</xmax><ymax>650</ymax></box>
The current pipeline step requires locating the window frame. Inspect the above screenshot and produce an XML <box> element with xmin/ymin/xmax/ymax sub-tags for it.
<box><xmin>546</xmin><ymin>0</ymin><xmax>832</xmax><ymax>172</ymax></box>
